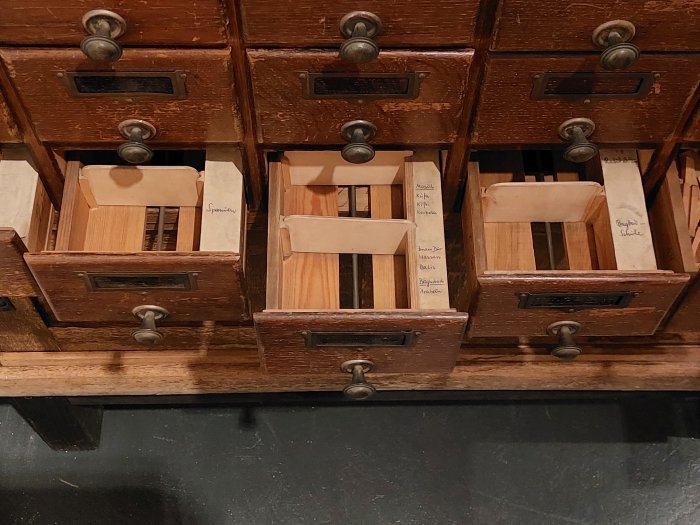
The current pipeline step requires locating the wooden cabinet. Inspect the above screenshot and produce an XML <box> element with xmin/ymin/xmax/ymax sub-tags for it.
<box><xmin>0</xmin><ymin>49</ymin><xmax>243</xmax><ymax>144</ymax></box>
<box><xmin>0</xmin><ymin>92</ymin><xmax>20</xmax><ymax>143</ymax></box>
<box><xmin>240</xmin><ymin>0</ymin><xmax>478</xmax><ymax>47</ymax></box>
<box><xmin>472</xmin><ymin>54</ymin><xmax>700</xmax><ymax>145</ymax></box>
<box><xmin>462</xmin><ymin>149</ymin><xmax>694</xmax><ymax>338</ymax></box>
<box><xmin>492</xmin><ymin>0</ymin><xmax>700</xmax><ymax>52</ymax></box>
<box><xmin>687</xmin><ymin>109</ymin><xmax>700</xmax><ymax>143</ymax></box>
<box><xmin>25</xmin><ymin>149</ymin><xmax>248</xmax><ymax>324</ymax></box>
<box><xmin>0</xmin><ymin>1</ymin><xmax>227</xmax><ymax>46</ymax></box>
<box><xmin>255</xmin><ymin>150</ymin><xmax>468</xmax><ymax>375</ymax></box>
<box><xmin>248</xmin><ymin>50</ymin><xmax>472</xmax><ymax>145</ymax></box>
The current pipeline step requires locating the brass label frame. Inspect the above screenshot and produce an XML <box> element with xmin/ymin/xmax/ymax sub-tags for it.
<box><xmin>60</xmin><ymin>70</ymin><xmax>187</xmax><ymax>98</ymax></box>
<box><xmin>81</xmin><ymin>272</ymin><xmax>198</xmax><ymax>292</ymax></box>
<box><xmin>517</xmin><ymin>291</ymin><xmax>636</xmax><ymax>310</ymax></box>
<box><xmin>300</xmin><ymin>72</ymin><xmax>427</xmax><ymax>100</ymax></box>
<box><xmin>531</xmin><ymin>72</ymin><xmax>654</xmax><ymax>100</ymax></box>
<box><xmin>303</xmin><ymin>331</ymin><xmax>418</xmax><ymax>348</ymax></box>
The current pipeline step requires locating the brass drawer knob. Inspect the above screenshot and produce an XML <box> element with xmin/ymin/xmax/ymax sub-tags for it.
<box><xmin>341</xmin><ymin>120</ymin><xmax>377</xmax><ymax>164</ymax></box>
<box><xmin>558</xmin><ymin>118</ymin><xmax>598</xmax><ymax>163</ymax></box>
<box><xmin>547</xmin><ymin>321</ymin><xmax>582</xmax><ymax>360</ymax></box>
<box><xmin>592</xmin><ymin>20</ymin><xmax>640</xmax><ymax>71</ymax></box>
<box><xmin>339</xmin><ymin>11</ymin><xmax>383</xmax><ymax>63</ymax></box>
<box><xmin>81</xmin><ymin>9</ymin><xmax>127</xmax><ymax>62</ymax></box>
<box><xmin>340</xmin><ymin>359</ymin><xmax>377</xmax><ymax>400</ymax></box>
<box><xmin>132</xmin><ymin>305</ymin><xmax>169</xmax><ymax>345</ymax></box>
<box><xmin>117</xmin><ymin>119</ymin><xmax>156</xmax><ymax>164</ymax></box>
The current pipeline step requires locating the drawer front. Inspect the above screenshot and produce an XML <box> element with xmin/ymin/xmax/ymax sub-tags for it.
<box><xmin>241</xmin><ymin>1</ymin><xmax>477</xmax><ymax>47</ymax></box>
<box><xmin>25</xmin><ymin>252</ymin><xmax>247</xmax><ymax>323</ymax></box>
<box><xmin>663</xmin><ymin>275</ymin><xmax>700</xmax><ymax>334</ymax></box>
<box><xmin>0</xmin><ymin>48</ymin><xmax>242</xmax><ymax>143</ymax></box>
<box><xmin>687</xmin><ymin>110</ymin><xmax>700</xmax><ymax>143</ymax></box>
<box><xmin>256</xmin><ymin>311</ymin><xmax>467</xmax><ymax>374</ymax></box>
<box><xmin>51</xmin><ymin>325</ymin><xmax>259</xmax><ymax>353</ymax></box>
<box><xmin>493</xmin><ymin>0</ymin><xmax>700</xmax><ymax>52</ymax></box>
<box><xmin>468</xmin><ymin>274</ymin><xmax>689</xmax><ymax>337</ymax></box>
<box><xmin>0</xmin><ymin>1</ymin><xmax>227</xmax><ymax>46</ymax></box>
<box><xmin>248</xmin><ymin>50</ymin><xmax>472</xmax><ymax>144</ymax></box>
<box><xmin>0</xmin><ymin>229</ymin><xmax>39</xmax><ymax>296</ymax></box>
<box><xmin>473</xmin><ymin>55</ymin><xmax>700</xmax><ymax>145</ymax></box>
<box><xmin>0</xmin><ymin>297</ymin><xmax>59</xmax><ymax>351</ymax></box>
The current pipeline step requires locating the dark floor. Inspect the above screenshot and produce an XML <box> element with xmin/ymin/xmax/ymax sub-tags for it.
<box><xmin>1</xmin><ymin>393</ymin><xmax>699</xmax><ymax>525</ymax></box>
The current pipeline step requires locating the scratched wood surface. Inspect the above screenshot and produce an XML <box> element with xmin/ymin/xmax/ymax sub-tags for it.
<box><xmin>0</xmin><ymin>48</ymin><xmax>243</xmax><ymax>143</ymax></box>
<box><xmin>492</xmin><ymin>0</ymin><xmax>700</xmax><ymax>52</ymax></box>
<box><xmin>0</xmin><ymin>297</ymin><xmax>59</xmax><ymax>352</ymax></box>
<box><xmin>0</xmin><ymin>1</ymin><xmax>228</xmax><ymax>46</ymax></box>
<box><xmin>472</xmin><ymin>54</ymin><xmax>700</xmax><ymax>145</ymax></box>
<box><xmin>0</xmin><ymin>229</ymin><xmax>39</xmax><ymax>296</ymax></box>
<box><xmin>240</xmin><ymin>0</ymin><xmax>478</xmax><ymax>47</ymax></box>
<box><xmin>0</xmin><ymin>90</ymin><xmax>20</xmax><ymax>143</ymax></box>
<box><xmin>248</xmin><ymin>50</ymin><xmax>472</xmax><ymax>144</ymax></box>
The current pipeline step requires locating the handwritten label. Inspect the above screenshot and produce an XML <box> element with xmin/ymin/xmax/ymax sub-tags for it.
<box><xmin>412</xmin><ymin>157</ymin><xmax>450</xmax><ymax>309</ymax></box>
<box><xmin>206</xmin><ymin>203</ymin><xmax>238</xmax><ymax>215</ymax></box>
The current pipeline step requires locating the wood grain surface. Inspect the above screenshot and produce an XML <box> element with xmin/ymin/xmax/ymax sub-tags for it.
<box><xmin>0</xmin><ymin>297</ymin><xmax>58</xmax><ymax>352</ymax></box>
<box><xmin>0</xmin><ymin>0</ymin><xmax>228</xmax><ymax>46</ymax></box>
<box><xmin>0</xmin><ymin>90</ymin><xmax>19</xmax><ymax>142</ymax></box>
<box><xmin>686</xmin><ymin>106</ymin><xmax>700</xmax><ymax>142</ymax></box>
<box><xmin>25</xmin><ymin>252</ymin><xmax>247</xmax><ymax>323</ymax></box>
<box><xmin>255</xmin><ymin>310</ymin><xmax>468</xmax><ymax>374</ymax></box>
<box><xmin>248</xmin><ymin>50</ymin><xmax>472</xmax><ymax>144</ymax></box>
<box><xmin>0</xmin><ymin>228</ymin><xmax>40</xmax><ymax>296</ymax></box>
<box><xmin>1</xmin><ymin>48</ymin><xmax>243</xmax><ymax>144</ymax></box>
<box><xmin>472</xmin><ymin>54</ymin><xmax>700</xmax><ymax>145</ymax></box>
<box><xmin>240</xmin><ymin>0</ymin><xmax>478</xmax><ymax>47</ymax></box>
<box><xmin>663</xmin><ymin>275</ymin><xmax>700</xmax><ymax>334</ymax></box>
<box><xmin>493</xmin><ymin>0</ymin><xmax>700</xmax><ymax>52</ymax></box>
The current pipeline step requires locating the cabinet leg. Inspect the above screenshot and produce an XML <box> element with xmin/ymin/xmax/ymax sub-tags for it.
<box><xmin>11</xmin><ymin>397</ymin><xmax>103</xmax><ymax>451</ymax></box>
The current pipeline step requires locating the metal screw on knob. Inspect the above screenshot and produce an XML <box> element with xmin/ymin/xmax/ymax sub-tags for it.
<box><xmin>558</xmin><ymin>118</ymin><xmax>598</xmax><ymax>164</ymax></box>
<box><xmin>81</xmin><ymin>10</ymin><xmax>127</xmax><ymax>62</ymax></box>
<box><xmin>341</xmin><ymin>120</ymin><xmax>377</xmax><ymax>164</ymax></box>
<box><xmin>339</xmin><ymin>11</ymin><xmax>383</xmax><ymax>63</ymax></box>
<box><xmin>592</xmin><ymin>20</ymin><xmax>640</xmax><ymax>70</ymax></box>
<box><xmin>132</xmin><ymin>305</ymin><xmax>169</xmax><ymax>345</ymax></box>
<box><xmin>547</xmin><ymin>321</ymin><xmax>583</xmax><ymax>360</ymax></box>
<box><xmin>340</xmin><ymin>360</ymin><xmax>377</xmax><ymax>400</ymax></box>
<box><xmin>117</xmin><ymin>119</ymin><xmax>157</xmax><ymax>164</ymax></box>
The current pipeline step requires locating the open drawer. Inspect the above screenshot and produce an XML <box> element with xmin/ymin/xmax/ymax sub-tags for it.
<box><xmin>255</xmin><ymin>151</ymin><xmax>468</xmax><ymax>381</ymax></box>
<box><xmin>462</xmin><ymin>149</ymin><xmax>694</xmax><ymax>339</ymax></box>
<box><xmin>25</xmin><ymin>148</ymin><xmax>247</xmax><ymax>324</ymax></box>
<box><xmin>663</xmin><ymin>151</ymin><xmax>700</xmax><ymax>333</ymax></box>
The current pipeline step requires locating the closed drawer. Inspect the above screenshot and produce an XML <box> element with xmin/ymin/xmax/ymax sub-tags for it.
<box><xmin>473</xmin><ymin>55</ymin><xmax>700</xmax><ymax>145</ymax></box>
<box><xmin>240</xmin><ymin>1</ymin><xmax>477</xmax><ymax>47</ymax></box>
<box><xmin>462</xmin><ymin>149</ymin><xmax>694</xmax><ymax>338</ymax></box>
<box><xmin>0</xmin><ymin>48</ymin><xmax>242</xmax><ymax>144</ymax></box>
<box><xmin>248</xmin><ymin>50</ymin><xmax>472</xmax><ymax>145</ymax></box>
<box><xmin>25</xmin><ymin>148</ymin><xmax>248</xmax><ymax>323</ymax></box>
<box><xmin>0</xmin><ymin>92</ymin><xmax>20</xmax><ymax>143</ymax></box>
<box><xmin>493</xmin><ymin>0</ymin><xmax>700</xmax><ymax>52</ymax></box>
<box><xmin>663</xmin><ymin>152</ymin><xmax>700</xmax><ymax>334</ymax></box>
<box><xmin>255</xmin><ymin>150</ymin><xmax>468</xmax><ymax>376</ymax></box>
<box><xmin>0</xmin><ymin>1</ymin><xmax>227</xmax><ymax>46</ymax></box>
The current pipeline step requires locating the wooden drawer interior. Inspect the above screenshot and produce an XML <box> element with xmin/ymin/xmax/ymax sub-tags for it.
<box><xmin>463</xmin><ymin>148</ymin><xmax>695</xmax><ymax>337</ymax></box>
<box><xmin>25</xmin><ymin>148</ymin><xmax>248</xmax><ymax>323</ymax></box>
<box><xmin>257</xmin><ymin>150</ymin><xmax>467</xmax><ymax>373</ymax></box>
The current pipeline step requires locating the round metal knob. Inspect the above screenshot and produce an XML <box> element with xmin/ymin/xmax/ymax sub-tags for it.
<box><xmin>81</xmin><ymin>10</ymin><xmax>127</xmax><ymax>62</ymax></box>
<box><xmin>117</xmin><ymin>119</ymin><xmax>156</xmax><ymax>164</ymax></box>
<box><xmin>339</xmin><ymin>11</ymin><xmax>383</xmax><ymax>63</ymax></box>
<box><xmin>340</xmin><ymin>360</ymin><xmax>377</xmax><ymax>400</ymax></box>
<box><xmin>547</xmin><ymin>321</ymin><xmax>583</xmax><ymax>360</ymax></box>
<box><xmin>132</xmin><ymin>305</ymin><xmax>169</xmax><ymax>345</ymax></box>
<box><xmin>592</xmin><ymin>20</ymin><xmax>640</xmax><ymax>70</ymax></box>
<box><xmin>341</xmin><ymin>120</ymin><xmax>377</xmax><ymax>164</ymax></box>
<box><xmin>558</xmin><ymin>118</ymin><xmax>599</xmax><ymax>163</ymax></box>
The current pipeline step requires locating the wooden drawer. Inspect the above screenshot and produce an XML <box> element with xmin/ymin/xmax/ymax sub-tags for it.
<box><xmin>255</xmin><ymin>150</ymin><xmax>468</xmax><ymax>375</ymax></box>
<box><xmin>472</xmin><ymin>55</ymin><xmax>700</xmax><ymax>145</ymax></box>
<box><xmin>664</xmin><ymin>152</ymin><xmax>700</xmax><ymax>334</ymax></box>
<box><xmin>0</xmin><ymin>91</ymin><xmax>20</xmax><ymax>143</ymax></box>
<box><xmin>25</xmin><ymin>148</ymin><xmax>248</xmax><ymax>323</ymax></box>
<box><xmin>0</xmin><ymin>48</ymin><xmax>242</xmax><ymax>144</ymax></box>
<box><xmin>687</xmin><ymin>109</ymin><xmax>700</xmax><ymax>143</ymax></box>
<box><xmin>462</xmin><ymin>149</ymin><xmax>694</xmax><ymax>338</ymax></box>
<box><xmin>240</xmin><ymin>1</ymin><xmax>477</xmax><ymax>47</ymax></box>
<box><xmin>493</xmin><ymin>0</ymin><xmax>700</xmax><ymax>52</ymax></box>
<box><xmin>0</xmin><ymin>1</ymin><xmax>227</xmax><ymax>46</ymax></box>
<box><xmin>248</xmin><ymin>50</ymin><xmax>472</xmax><ymax>145</ymax></box>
